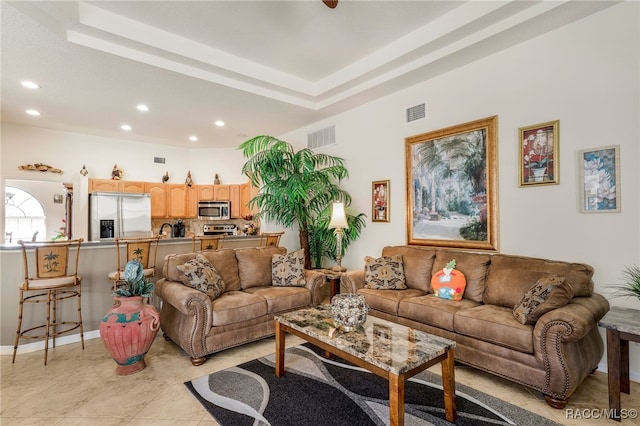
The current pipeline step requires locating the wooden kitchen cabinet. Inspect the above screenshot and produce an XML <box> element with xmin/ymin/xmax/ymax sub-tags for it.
<box><xmin>89</xmin><ymin>178</ymin><xmax>146</xmax><ymax>193</ymax></box>
<box><xmin>121</xmin><ymin>181</ymin><xmax>146</xmax><ymax>193</ymax></box>
<box><xmin>229</xmin><ymin>185</ymin><xmax>241</xmax><ymax>218</ymax></box>
<box><xmin>89</xmin><ymin>178</ymin><xmax>119</xmax><ymax>192</ymax></box>
<box><xmin>214</xmin><ymin>185</ymin><xmax>230</xmax><ymax>201</ymax></box>
<box><xmin>186</xmin><ymin>185</ymin><xmax>197</xmax><ymax>218</ymax></box>
<box><xmin>240</xmin><ymin>182</ymin><xmax>259</xmax><ymax>218</ymax></box>
<box><xmin>146</xmin><ymin>183</ymin><xmax>168</xmax><ymax>218</ymax></box>
<box><xmin>197</xmin><ymin>185</ymin><xmax>214</xmax><ymax>201</ymax></box>
<box><xmin>167</xmin><ymin>184</ymin><xmax>197</xmax><ymax>218</ymax></box>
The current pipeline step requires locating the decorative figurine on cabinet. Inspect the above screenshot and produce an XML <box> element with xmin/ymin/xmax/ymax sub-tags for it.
<box><xmin>214</xmin><ymin>174</ymin><xmax>221</xmax><ymax>185</ymax></box>
<box><xmin>185</xmin><ymin>171</ymin><xmax>194</xmax><ymax>187</ymax></box>
<box><xmin>111</xmin><ymin>164</ymin><xmax>123</xmax><ymax>180</ymax></box>
<box><xmin>162</xmin><ymin>171</ymin><xmax>169</xmax><ymax>183</ymax></box>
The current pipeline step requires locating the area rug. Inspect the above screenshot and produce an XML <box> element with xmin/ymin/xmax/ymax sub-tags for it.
<box><xmin>185</xmin><ymin>344</ymin><xmax>559</xmax><ymax>426</ymax></box>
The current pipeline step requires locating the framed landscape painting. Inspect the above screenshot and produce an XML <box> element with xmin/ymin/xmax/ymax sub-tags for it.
<box><xmin>579</xmin><ymin>145</ymin><xmax>620</xmax><ymax>213</ymax></box>
<box><xmin>405</xmin><ymin>116</ymin><xmax>498</xmax><ymax>251</ymax></box>
<box><xmin>519</xmin><ymin>120</ymin><xmax>559</xmax><ymax>186</ymax></box>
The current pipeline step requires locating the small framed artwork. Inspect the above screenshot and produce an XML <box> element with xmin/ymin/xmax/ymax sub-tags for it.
<box><xmin>519</xmin><ymin>120</ymin><xmax>559</xmax><ymax>186</ymax></box>
<box><xmin>579</xmin><ymin>145</ymin><xmax>620</xmax><ymax>213</ymax></box>
<box><xmin>372</xmin><ymin>180</ymin><xmax>390</xmax><ymax>222</ymax></box>
<box><xmin>53</xmin><ymin>194</ymin><xmax>63</xmax><ymax>204</ymax></box>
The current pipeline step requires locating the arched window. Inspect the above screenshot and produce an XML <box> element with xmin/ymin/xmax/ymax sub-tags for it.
<box><xmin>5</xmin><ymin>186</ymin><xmax>46</xmax><ymax>243</ymax></box>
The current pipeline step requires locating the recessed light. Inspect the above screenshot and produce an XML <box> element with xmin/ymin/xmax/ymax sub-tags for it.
<box><xmin>21</xmin><ymin>81</ymin><xmax>41</xmax><ymax>89</ymax></box>
<box><xmin>121</xmin><ymin>124</ymin><xmax>132</xmax><ymax>131</ymax></box>
<box><xmin>136</xmin><ymin>104</ymin><xmax>149</xmax><ymax>112</ymax></box>
<box><xmin>189</xmin><ymin>136</ymin><xmax>198</xmax><ymax>142</ymax></box>
<box><xmin>214</xmin><ymin>120</ymin><xmax>225</xmax><ymax>127</ymax></box>
<box><xmin>26</xmin><ymin>109</ymin><xmax>41</xmax><ymax>116</ymax></box>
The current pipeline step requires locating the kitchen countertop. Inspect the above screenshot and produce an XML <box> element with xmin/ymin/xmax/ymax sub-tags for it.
<box><xmin>0</xmin><ymin>234</ymin><xmax>261</xmax><ymax>251</ymax></box>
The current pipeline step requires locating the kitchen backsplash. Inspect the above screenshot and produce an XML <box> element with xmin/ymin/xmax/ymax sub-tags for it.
<box><xmin>151</xmin><ymin>218</ymin><xmax>257</xmax><ymax>237</ymax></box>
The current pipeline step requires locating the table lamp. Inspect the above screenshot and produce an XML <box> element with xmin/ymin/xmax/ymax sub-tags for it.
<box><xmin>329</xmin><ymin>202</ymin><xmax>348</xmax><ymax>272</ymax></box>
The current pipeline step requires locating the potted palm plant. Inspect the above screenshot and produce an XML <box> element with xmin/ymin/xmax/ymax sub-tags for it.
<box><xmin>100</xmin><ymin>260</ymin><xmax>160</xmax><ymax>375</ymax></box>
<box><xmin>610</xmin><ymin>265</ymin><xmax>640</xmax><ymax>301</ymax></box>
<box><xmin>240</xmin><ymin>135</ymin><xmax>365</xmax><ymax>269</ymax></box>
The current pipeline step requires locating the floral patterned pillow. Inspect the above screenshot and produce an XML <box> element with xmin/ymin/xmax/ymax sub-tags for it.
<box><xmin>364</xmin><ymin>254</ymin><xmax>407</xmax><ymax>290</ymax></box>
<box><xmin>176</xmin><ymin>254</ymin><xmax>225</xmax><ymax>300</ymax></box>
<box><xmin>513</xmin><ymin>275</ymin><xmax>573</xmax><ymax>325</ymax></box>
<box><xmin>272</xmin><ymin>249</ymin><xmax>306</xmax><ymax>287</ymax></box>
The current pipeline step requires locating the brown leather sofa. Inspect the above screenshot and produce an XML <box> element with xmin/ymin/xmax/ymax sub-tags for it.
<box><xmin>156</xmin><ymin>246</ymin><xmax>325</xmax><ymax>366</ymax></box>
<box><xmin>341</xmin><ymin>245</ymin><xmax>609</xmax><ymax>408</ymax></box>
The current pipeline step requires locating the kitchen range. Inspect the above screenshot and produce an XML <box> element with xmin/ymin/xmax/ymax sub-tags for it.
<box><xmin>203</xmin><ymin>223</ymin><xmax>237</xmax><ymax>236</ymax></box>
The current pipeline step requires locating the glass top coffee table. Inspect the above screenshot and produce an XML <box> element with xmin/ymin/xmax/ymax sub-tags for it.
<box><xmin>274</xmin><ymin>304</ymin><xmax>457</xmax><ymax>425</ymax></box>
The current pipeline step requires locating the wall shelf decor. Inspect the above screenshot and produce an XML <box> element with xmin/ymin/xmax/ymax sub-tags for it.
<box><xmin>17</xmin><ymin>163</ymin><xmax>63</xmax><ymax>174</ymax></box>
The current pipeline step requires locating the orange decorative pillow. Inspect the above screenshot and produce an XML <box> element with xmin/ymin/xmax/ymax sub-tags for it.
<box><xmin>431</xmin><ymin>259</ymin><xmax>466</xmax><ymax>301</ymax></box>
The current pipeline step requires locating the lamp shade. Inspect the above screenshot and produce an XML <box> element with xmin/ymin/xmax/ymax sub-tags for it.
<box><xmin>329</xmin><ymin>202</ymin><xmax>349</xmax><ymax>229</ymax></box>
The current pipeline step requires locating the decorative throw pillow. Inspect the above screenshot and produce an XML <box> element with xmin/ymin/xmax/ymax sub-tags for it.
<box><xmin>431</xmin><ymin>259</ymin><xmax>466</xmax><ymax>301</ymax></box>
<box><xmin>176</xmin><ymin>254</ymin><xmax>225</xmax><ymax>300</ymax></box>
<box><xmin>272</xmin><ymin>249</ymin><xmax>306</xmax><ymax>287</ymax></box>
<box><xmin>364</xmin><ymin>255</ymin><xmax>407</xmax><ymax>290</ymax></box>
<box><xmin>513</xmin><ymin>275</ymin><xmax>574</xmax><ymax>325</ymax></box>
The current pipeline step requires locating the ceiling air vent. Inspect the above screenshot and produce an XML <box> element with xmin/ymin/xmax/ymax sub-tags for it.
<box><xmin>406</xmin><ymin>103</ymin><xmax>426</xmax><ymax>123</ymax></box>
<box><xmin>307</xmin><ymin>125</ymin><xmax>336</xmax><ymax>150</ymax></box>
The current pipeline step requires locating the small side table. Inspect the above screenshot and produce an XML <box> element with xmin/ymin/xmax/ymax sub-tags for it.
<box><xmin>598</xmin><ymin>306</ymin><xmax>640</xmax><ymax>422</ymax></box>
<box><xmin>318</xmin><ymin>269</ymin><xmax>344</xmax><ymax>300</ymax></box>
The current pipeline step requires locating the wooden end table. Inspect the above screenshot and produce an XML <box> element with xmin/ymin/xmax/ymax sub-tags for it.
<box><xmin>275</xmin><ymin>305</ymin><xmax>457</xmax><ymax>425</ymax></box>
<box><xmin>598</xmin><ymin>306</ymin><xmax>640</xmax><ymax>422</ymax></box>
<box><xmin>318</xmin><ymin>268</ymin><xmax>343</xmax><ymax>300</ymax></box>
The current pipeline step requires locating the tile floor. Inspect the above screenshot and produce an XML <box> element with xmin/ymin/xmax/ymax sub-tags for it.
<box><xmin>2</xmin><ymin>335</ymin><xmax>639</xmax><ymax>425</ymax></box>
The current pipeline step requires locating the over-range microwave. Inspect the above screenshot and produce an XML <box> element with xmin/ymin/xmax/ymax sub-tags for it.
<box><xmin>198</xmin><ymin>200</ymin><xmax>230</xmax><ymax>220</ymax></box>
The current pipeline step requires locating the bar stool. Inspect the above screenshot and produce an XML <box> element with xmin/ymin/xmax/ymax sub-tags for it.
<box><xmin>192</xmin><ymin>234</ymin><xmax>226</xmax><ymax>251</ymax></box>
<box><xmin>107</xmin><ymin>236</ymin><xmax>160</xmax><ymax>291</ymax></box>
<box><xmin>259</xmin><ymin>231</ymin><xmax>284</xmax><ymax>247</ymax></box>
<box><xmin>13</xmin><ymin>238</ymin><xmax>84</xmax><ymax>365</ymax></box>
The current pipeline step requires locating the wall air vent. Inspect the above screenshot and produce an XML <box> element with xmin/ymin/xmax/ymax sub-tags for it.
<box><xmin>307</xmin><ymin>125</ymin><xmax>336</xmax><ymax>150</ymax></box>
<box><xmin>406</xmin><ymin>103</ymin><xmax>426</xmax><ymax>123</ymax></box>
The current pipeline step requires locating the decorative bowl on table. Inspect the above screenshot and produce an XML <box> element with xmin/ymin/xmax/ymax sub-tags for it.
<box><xmin>330</xmin><ymin>293</ymin><xmax>368</xmax><ymax>332</ymax></box>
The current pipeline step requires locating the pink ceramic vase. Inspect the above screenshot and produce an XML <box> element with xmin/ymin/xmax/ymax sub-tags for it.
<box><xmin>100</xmin><ymin>296</ymin><xmax>160</xmax><ymax>375</ymax></box>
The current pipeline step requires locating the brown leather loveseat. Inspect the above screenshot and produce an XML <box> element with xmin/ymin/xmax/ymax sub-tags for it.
<box><xmin>156</xmin><ymin>246</ymin><xmax>325</xmax><ymax>365</ymax></box>
<box><xmin>341</xmin><ymin>245</ymin><xmax>609</xmax><ymax>408</ymax></box>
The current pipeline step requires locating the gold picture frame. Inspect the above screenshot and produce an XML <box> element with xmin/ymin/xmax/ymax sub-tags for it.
<box><xmin>519</xmin><ymin>120</ymin><xmax>559</xmax><ymax>186</ymax></box>
<box><xmin>405</xmin><ymin>116</ymin><xmax>499</xmax><ymax>251</ymax></box>
<box><xmin>372</xmin><ymin>180</ymin><xmax>390</xmax><ymax>222</ymax></box>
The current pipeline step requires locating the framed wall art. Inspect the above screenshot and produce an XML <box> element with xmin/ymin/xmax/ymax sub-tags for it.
<box><xmin>519</xmin><ymin>120</ymin><xmax>559</xmax><ymax>186</ymax></box>
<box><xmin>579</xmin><ymin>145</ymin><xmax>620</xmax><ymax>213</ymax></box>
<box><xmin>405</xmin><ymin>116</ymin><xmax>499</xmax><ymax>251</ymax></box>
<box><xmin>372</xmin><ymin>180</ymin><xmax>390</xmax><ymax>222</ymax></box>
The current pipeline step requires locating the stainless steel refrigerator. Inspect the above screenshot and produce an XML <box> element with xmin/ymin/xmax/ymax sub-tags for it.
<box><xmin>89</xmin><ymin>192</ymin><xmax>152</xmax><ymax>241</ymax></box>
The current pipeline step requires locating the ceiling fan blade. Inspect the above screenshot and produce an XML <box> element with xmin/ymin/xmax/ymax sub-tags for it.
<box><xmin>323</xmin><ymin>0</ymin><xmax>338</xmax><ymax>9</ymax></box>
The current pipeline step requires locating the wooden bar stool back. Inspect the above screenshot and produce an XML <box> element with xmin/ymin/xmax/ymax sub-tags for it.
<box><xmin>259</xmin><ymin>231</ymin><xmax>284</xmax><ymax>247</ymax></box>
<box><xmin>108</xmin><ymin>236</ymin><xmax>160</xmax><ymax>291</ymax></box>
<box><xmin>13</xmin><ymin>238</ymin><xmax>84</xmax><ymax>365</ymax></box>
<box><xmin>192</xmin><ymin>235</ymin><xmax>226</xmax><ymax>251</ymax></box>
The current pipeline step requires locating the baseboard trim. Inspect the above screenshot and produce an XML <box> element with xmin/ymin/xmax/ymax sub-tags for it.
<box><xmin>1</xmin><ymin>330</ymin><xmax>101</xmax><ymax>356</ymax></box>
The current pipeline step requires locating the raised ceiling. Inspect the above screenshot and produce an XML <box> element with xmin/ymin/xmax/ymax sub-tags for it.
<box><xmin>1</xmin><ymin>1</ymin><xmax>618</xmax><ymax>148</ymax></box>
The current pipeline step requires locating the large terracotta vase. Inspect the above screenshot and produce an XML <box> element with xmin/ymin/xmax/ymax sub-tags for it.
<box><xmin>100</xmin><ymin>296</ymin><xmax>160</xmax><ymax>375</ymax></box>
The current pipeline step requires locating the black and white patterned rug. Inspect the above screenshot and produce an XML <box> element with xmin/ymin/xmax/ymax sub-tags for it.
<box><xmin>185</xmin><ymin>343</ymin><xmax>559</xmax><ymax>426</ymax></box>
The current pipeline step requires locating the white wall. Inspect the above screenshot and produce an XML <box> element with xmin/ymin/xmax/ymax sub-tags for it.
<box><xmin>1</xmin><ymin>2</ymin><xmax>638</xmax><ymax>375</ymax></box>
<box><xmin>279</xmin><ymin>2</ymin><xmax>640</xmax><ymax>376</ymax></box>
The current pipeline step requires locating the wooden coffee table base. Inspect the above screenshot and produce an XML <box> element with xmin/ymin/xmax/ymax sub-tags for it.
<box><xmin>275</xmin><ymin>320</ymin><xmax>457</xmax><ymax>425</ymax></box>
